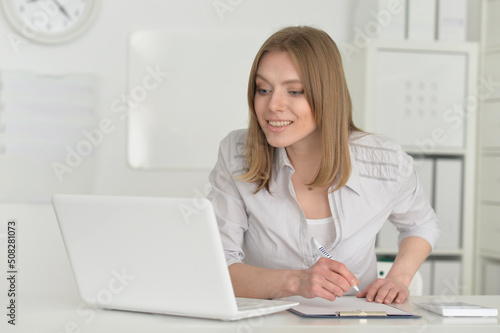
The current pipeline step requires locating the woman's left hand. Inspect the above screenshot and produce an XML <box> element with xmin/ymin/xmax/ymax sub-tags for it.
<box><xmin>356</xmin><ymin>277</ymin><xmax>410</xmax><ymax>304</ymax></box>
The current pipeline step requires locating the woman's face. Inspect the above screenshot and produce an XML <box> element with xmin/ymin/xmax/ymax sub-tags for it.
<box><xmin>254</xmin><ymin>51</ymin><xmax>319</xmax><ymax>151</ymax></box>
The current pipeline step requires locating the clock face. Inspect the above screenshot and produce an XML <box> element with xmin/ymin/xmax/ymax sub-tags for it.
<box><xmin>2</xmin><ymin>0</ymin><xmax>98</xmax><ymax>44</ymax></box>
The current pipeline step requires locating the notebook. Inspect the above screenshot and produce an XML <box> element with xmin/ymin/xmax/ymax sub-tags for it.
<box><xmin>52</xmin><ymin>194</ymin><xmax>298</xmax><ymax>321</ymax></box>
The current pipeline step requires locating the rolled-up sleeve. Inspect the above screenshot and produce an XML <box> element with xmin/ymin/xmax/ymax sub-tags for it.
<box><xmin>389</xmin><ymin>151</ymin><xmax>441</xmax><ymax>249</ymax></box>
<box><xmin>207</xmin><ymin>132</ymin><xmax>249</xmax><ymax>266</ymax></box>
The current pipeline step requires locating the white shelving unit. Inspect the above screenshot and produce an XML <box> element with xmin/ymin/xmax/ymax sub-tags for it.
<box><xmin>352</xmin><ymin>39</ymin><xmax>478</xmax><ymax>295</ymax></box>
<box><xmin>475</xmin><ymin>0</ymin><xmax>500</xmax><ymax>295</ymax></box>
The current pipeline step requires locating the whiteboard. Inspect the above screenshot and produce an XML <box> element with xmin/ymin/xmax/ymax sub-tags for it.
<box><xmin>127</xmin><ymin>29</ymin><xmax>265</xmax><ymax>170</ymax></box>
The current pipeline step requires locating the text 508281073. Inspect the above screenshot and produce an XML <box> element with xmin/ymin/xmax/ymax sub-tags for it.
<box><xmin>6</xmin><ymin>220</ymin><xmax>17</xmax><ymax>325</ymax></box>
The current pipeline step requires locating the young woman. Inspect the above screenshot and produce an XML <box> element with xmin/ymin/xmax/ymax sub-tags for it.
<box><xmin>208</xmin><ymin>26</ymin><xmax>440</xmax><ymax>305</ymax></box>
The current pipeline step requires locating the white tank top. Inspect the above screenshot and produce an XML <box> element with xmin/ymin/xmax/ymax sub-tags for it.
<box><xmin>306</xmin><ymin>216</ymin><xmax>335</xmax><ymax>248</ymax></box>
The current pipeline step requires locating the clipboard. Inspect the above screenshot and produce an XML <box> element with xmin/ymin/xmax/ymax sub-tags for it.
<box><xmin>280</xmin><ymin>296</ymin><xmax>421</xmax><ymax>319</ymax></box>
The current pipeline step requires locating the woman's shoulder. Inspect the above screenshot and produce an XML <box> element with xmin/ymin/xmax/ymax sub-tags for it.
<box><xmin>349</xmin><ymin>131</ymin><xmax>402</xmax><ymax>151</ymax></box>
<box><xmin>217</xmin><ymin>129</ymin><xmax>248</xmax><ymax>174</ymax></box>
<box><xmin>349</xmin><ymin>131</ymin><xmax>412</xmax><ymax>181</ymax></box>
<box><xmin>220</xmin><ymin>129</ymin><xmax>247</xmax><ymax>148</ymax></box>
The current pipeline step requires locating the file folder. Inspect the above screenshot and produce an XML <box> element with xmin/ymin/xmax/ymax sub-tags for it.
<box><xmin>433</xmin><ymin>260</ymin><xmax>462</xmax><ymax>296</ymax></box>
<box><xmin>437</xmin><ymin>0</ymin><xmax>467</xmax><ymax>41</ymax></box>
<box><xmin>408</xmin><ymin>0</ymin><xmax>436</xmax><ymax>40</ymax></box>
<box><xmin>434</xmin><ymin>158</ymin><xmax>463</xmax><ymax>249</ymax></box>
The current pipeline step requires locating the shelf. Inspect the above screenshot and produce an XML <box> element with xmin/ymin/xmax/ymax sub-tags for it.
<box><xmin>404</xmin><ymin>147</ymin><xmax>466</xmax><ymax>156</ymax></box>
<box><xmin>368</xmin><ymin>39</ymin><xmax>478</xmax><ymax>53</ymax></box>
<box><xmin>480</xmin><ymin>201</ymin><xmax>500</xmax><ymax>206</ymax></box>
<box><xmin>479</xmin><ymin>249</ymin><xmax>500</xmax><ymax>261</ymax></box>
<box><xmin>360</xmin><ymin>32</ymin><xmax>479</xmax><ymax>294</ymax></box>
<box><xmin>483</xmin><ymin>44</ymin><xmax>500</xmax><ymax>53</ymax></box>
<box><xmin>481</xmin><ymin>150</ymin><xmax>500</xmax><ymax>156</ymax></box>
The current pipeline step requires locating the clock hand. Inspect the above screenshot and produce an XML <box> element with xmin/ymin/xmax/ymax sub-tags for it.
<box><xmin>52</xmin><ymin>0</ymin><xmax>72</xmax><ymax>20</ymax></box>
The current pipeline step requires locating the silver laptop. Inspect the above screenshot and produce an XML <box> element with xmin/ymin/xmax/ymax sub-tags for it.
<box><xmin>52</xmin><ymin>194</ymin><xmax>298</xmax><ymax>321</ymax></box>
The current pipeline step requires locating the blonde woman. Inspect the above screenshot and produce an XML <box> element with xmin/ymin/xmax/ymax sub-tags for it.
<box><xmin>208</xmin><ymin>26</ymin><xmax>440</xmax><ymax>305</ymax></box>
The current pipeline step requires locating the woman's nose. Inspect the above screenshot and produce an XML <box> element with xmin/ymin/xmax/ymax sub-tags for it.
<box><xmin>269</xmin><ymin>91</ymin><xmax>286</xmax><ymax>112</ymax></box>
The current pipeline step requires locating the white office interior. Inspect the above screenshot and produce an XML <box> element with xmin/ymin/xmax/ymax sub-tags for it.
<box><xmin>0</xmin><ymin>0</ymin><xmax>499</xmax><ymax>319</ymax></box>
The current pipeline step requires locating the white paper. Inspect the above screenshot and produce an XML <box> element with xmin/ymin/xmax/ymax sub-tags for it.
<box><xmin>0</xmin><ymin>70</ymin><xmax>99</xmax><ymax>201</ymax></box>
<box><xmin>279</xmin><ymin>296</ymin><xmax>413</xmax><ymax>316</ymax></box>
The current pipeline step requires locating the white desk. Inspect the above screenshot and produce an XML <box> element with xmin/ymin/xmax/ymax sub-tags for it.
<box><xmin>3</xmin><ymin>295</ymin><xmax>499</xmax><ymax>333</ymax></box>
<box><xmin>0</xmin><ymin>204</ymin><xmax>498</xmax><ymax>332</ymax></box>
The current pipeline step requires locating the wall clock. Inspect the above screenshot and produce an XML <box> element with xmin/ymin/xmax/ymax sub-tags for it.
<box><xmin>2</xmin><ymin>0</ymin><xmax>99</xmax><ymax>44</ymax></box>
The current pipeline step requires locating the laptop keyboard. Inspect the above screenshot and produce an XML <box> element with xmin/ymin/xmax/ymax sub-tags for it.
<box><xmin>236</xmin><ymin>299</ymin><xmax>270</xmax><ymax>311</ymax></box>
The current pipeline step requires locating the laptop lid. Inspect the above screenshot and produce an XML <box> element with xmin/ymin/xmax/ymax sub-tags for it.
<box><xmin>52</xmin><ymin>194</ymin><xmax>240</xmax><ymax>319</ymax></box>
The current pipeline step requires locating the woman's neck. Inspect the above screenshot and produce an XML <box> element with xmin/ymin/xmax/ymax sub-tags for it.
<box><xmin>286</xmin><ymin>143</ymin><xmax>323</xmax><ymax>184</ymax></box>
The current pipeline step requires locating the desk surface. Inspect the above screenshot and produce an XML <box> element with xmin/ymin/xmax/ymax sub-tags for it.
<box><xmin>4</xmin><ymin>295</ymin><xmax>499</xmax><ymax>333</ymax></box>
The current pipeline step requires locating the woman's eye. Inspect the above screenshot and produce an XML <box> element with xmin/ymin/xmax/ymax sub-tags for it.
<box><xmin>257</xmin><ymin>88</ymin><xmax>271</xmax><ymax>95</ymax></box>
<box><xmin>289</xmin><ymin>90</ymin><xmax>304</xmax><ymax>96</ymax></box>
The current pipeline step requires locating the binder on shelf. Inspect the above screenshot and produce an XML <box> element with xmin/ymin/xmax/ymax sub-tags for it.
<box><xmin>479</xmin><ymin>204</ymin><xmax>500</xmax><ymax>255</ymax></box>
<box><xmin>483</xmin><ymin>52</ymin><xmax>500</xmax><ymax>100</ymax></box>
<box><xmin>377</xmin><ymin>0</ymin><xmax>406</xmax><ymax>40</ymax></box>
<box><xmin>437</xmin><ymin>0</ymin><xmax>467</xmax><ymax>41</ymax></box>
<box><xmin>377</xmin><ymin>221</ymin><xmax>399</xmax><ymax>249</ymax></box>
<box><xmin>434</xmin><ymin>158</ymin><xmax>462</xmax><ymax>249</ymax></box>
<box><xmin>483</xmin><ymin>261</ymin><xmax>500</xmax><ymax>295</ymax></box>
<box><xmin>485</xmin><ymin>1</ymin><xmax>500</xmax><ymax>48</ymax></box>
<box><xmin>479</xmin><ymin>156</ymin><xmax>500</xmax><ymax>203</ymax></box>
<box><xmin>481</xmin><ymin>101</ymin><xmax>500</xmax><ymax>150</ymax></box>
<box><xmin>412</xmin><ymin>156</ymin><xmax>435</xmax><ymax>206</ymax></box>
<box><xmin>432</xmin><ymin>260</ymin><xmax>462</xmax><ymax>296</ymax></box>
<box><xmin>419</xmin><ymin>260</ymin><xmax>433</xmax><ymax>295</ymax></box>
<box><xmin>407</xmin><ymin>0</ymin><xmax>436</xmax><ymax>41</ymax></box>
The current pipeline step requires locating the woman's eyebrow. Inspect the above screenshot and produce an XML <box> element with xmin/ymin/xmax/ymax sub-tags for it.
<box><xmin>256</xmin><ymin>73</ymin><xmax>302</xmax><ymax>85</ymax></box>
<box><xmin>255</xmin><ymin>73</ymin><xmax>269</xmax><ymax>83</ymax></box>
<box><xmin>282</xmin><ymin>79</ymin><xmax>302</xmax><ymax>85</ymax></box>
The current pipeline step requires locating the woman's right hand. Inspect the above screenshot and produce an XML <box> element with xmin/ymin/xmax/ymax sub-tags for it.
<box><xmin>294</xmin><ymin>257</ymin><xmax>359</xmax><ymax>301</ymax></box>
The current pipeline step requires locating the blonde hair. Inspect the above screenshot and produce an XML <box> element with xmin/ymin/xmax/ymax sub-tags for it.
<box><xmin>240</xmin><ymin>26</ymin><xmax>361</xmax><ymax>193</ymax></box>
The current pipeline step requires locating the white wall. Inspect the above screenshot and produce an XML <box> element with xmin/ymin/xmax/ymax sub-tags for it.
<box><xmin>0</xmin><ymin>0</ymin><xmax>354</xmax><ymax>200</ymax></box>
<box><xmin>0</xmin><ymin>0</ymin><xmax>481</xmax><ymax>200</ymax></box>
<box><xmin>0</xmin><ymin>0</ymin><xmax>355</xmax><ymax>298</ymax></box>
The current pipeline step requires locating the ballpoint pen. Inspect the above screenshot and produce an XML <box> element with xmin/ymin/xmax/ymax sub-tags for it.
<box><xmin>312</xmin><ymin>237</ymin><xmax>360</xmax><ymax>293</ymax></box>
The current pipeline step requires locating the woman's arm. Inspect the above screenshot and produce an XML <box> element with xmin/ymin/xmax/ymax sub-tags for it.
<box><xmin>357</xmin><ymin>236</ymin><xmax>431</xmax><ymax>304</ymax></box>
<box><xmin>229</xmin><ymin>258</ymin><xmax>359</xmax><ymax>300</ymax></box>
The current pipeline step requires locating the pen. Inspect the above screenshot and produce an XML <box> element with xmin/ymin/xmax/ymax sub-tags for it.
<box><xmin>312</xmin><ymin>237</ymin><xmax>360</xmax><ymax>293</ymax></box>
